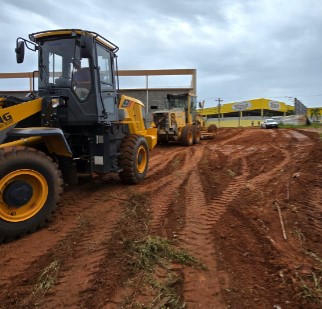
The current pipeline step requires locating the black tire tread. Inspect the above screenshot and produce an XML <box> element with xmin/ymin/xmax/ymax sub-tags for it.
<box><xmin>181</xmin><ymin>125</ymin><xmax>193</xmax><ymax>146</ymax></box>
<box><xmin>118</xmin><ymin>135</ymin><xmax>149</xmax><ymax>184</ymax></box>
<box><xmin>193</xmin><ymin>125</ymin><xmax>201</xmax><ymax>144</ymax></box>
<box><xmin>0</xmin><ymin>146</ymin><xmax>63</xmax><ymax>243</ymax></box>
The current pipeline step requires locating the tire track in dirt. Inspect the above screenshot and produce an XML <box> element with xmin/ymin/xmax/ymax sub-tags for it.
<box><xmin>179</xmin><ymin>170</ymin><xmax>225</xmax><ymax>308</ymax></box>
<box><xmin>214</xmin><ymin>128</ymin><xmax>245</xmax><ymax>143</ymax></box>
<box><xmin>40</xmin><ymin>195</ymin><xmax>124</xmax><ymax>309</ymax></box>
<box><xmin>1</xmin><ymin>128</ymin><xmax>321</xmax><ymax>309</ymax></box>
<box><xmin>0</xmin><ymin>144</ymin><xmax>203</xmax><ymax>308</ymax></box>
<box><xmin>208</xmin><ymin>129</ymin><xmax>322</xmax><ymax>309</ymax></box>
<box><xmin>248</xmin><ymin>130</ymin><xmax>314</xmax><ymax>193</ymax></box>
<box><xmin>199</xmin><ymin>130</ymin><xmax>293</xmax><ymax>229</ymax></box>
<box><xmin>145</xmin><ymin>146</ymin><xmax>204</xmax><ymax>232</ymax></box>
<box><xmin>178</xmin><ymin>143</ymin><xmax>249</xmax><ymax>308</ymax></box>
<box><xmin>0</xmin><ymin>186</ymin><xmax>93</xmax><ymax>287</ymax></box>
<box><xmin>217</xmin><ymin>128</ymin><xmax>253</xmax><ymax>146</ymax></box>
<box><xmin>105</xmin><ymin>146</ymin><xmax>206</xmax><ymax>307</ymax></box>
<box><xmin>0</xmin><ymin>182</ymin><xmax>126</xmax><ymax>308</ymax></box>
<box><xmin>249</xmin><ymin>144</ymin><xmax>291</xmax><ymax>187</ymax></box>
<box><xmin>286</xmin><ymin>130</ymin><xmax>315</xmax><ymax>163</ymax></box>
<box><xmin>148</xmin><ymin>146</ymin><xmax>186</xmax><ymax>174</ymax></box>
<box><xmin>147</xmin><ymin>177</ymin><xmax>183</xmax><ymax>232</ymax></box>
<box><xmin>141</xmin><ymin>157</ymin><xmax>187</xmax><ymax>233</ymax></box>
<box><xmin>206</xmin><ymin>156</ymin><xmax>249</xmax><ymax>224</ymax></box>
<box><xmin>0</xmin><ymin>179</ymin><xmax>122</xmax><ymax>287</ymax></box>
<box><xmin>302</xmin><ymin>188</ymin><xmax>322</xmax><ymax>235</ymax></box>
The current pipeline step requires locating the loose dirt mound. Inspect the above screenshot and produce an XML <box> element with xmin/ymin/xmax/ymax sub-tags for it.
<box><xmin>0</xmin><ymin>128</ymin><xmax>321</xmax><ymax>309</ymax></box>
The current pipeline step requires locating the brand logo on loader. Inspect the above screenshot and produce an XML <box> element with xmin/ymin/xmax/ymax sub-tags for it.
<box><xmin>0</xmin><ymin>112</ymin><xmax>13</xmax><ymax>128</ymax></box>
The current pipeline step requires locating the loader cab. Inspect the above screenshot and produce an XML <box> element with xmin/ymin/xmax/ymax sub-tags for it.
<box><xmin>30</xmin><ymin>30</ymin><xmax>119</xmax><ymax>126</ymax></box>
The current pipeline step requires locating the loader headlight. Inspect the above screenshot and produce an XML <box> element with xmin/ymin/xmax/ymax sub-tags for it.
<box><xmin>51</xmin><ymin>97</ymin><xmax>66</xmax><ymax>108</ymax></box>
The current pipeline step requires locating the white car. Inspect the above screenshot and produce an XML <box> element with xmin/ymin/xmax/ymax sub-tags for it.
<box><xmin>261</xmin><ymin>118</ymin><xmax>279</xmax><ymax>129</ymax></box>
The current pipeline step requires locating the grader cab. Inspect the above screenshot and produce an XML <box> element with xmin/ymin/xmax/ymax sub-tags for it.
<box><xmin>0</xmin><ymin>29</ymin><xmax>157</xmax><ymax>242</ymax></box>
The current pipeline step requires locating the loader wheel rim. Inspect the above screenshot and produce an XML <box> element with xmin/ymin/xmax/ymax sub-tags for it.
<box><xmin>3</xmin><ymin>180</ymin><xmax>33</xmax><ymax>207</ymax></box>
<box><xmin>0</xmin><ymin>170</ymin><xmax>48</xmax><ymax>222</ymax></box>
<box><xmin>137</xmin><ymin>145</ymin><xmax>147</xmax><ymax>174</ymax></box>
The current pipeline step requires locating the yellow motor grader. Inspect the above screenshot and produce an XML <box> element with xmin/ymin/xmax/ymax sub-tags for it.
<box><xmin>152</xmin><ymin>93</ymin><xmax>217</xmax><ymax>145</ymax></box>
<box><xmin>0</xmin><ymin>29</ymin><xmax>157</xmax><ymax>242</ymax></box>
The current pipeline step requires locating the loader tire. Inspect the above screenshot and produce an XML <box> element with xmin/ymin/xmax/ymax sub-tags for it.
<box><xmin>193</xmin><ymin>126</ymin><xmax>201</xmax><ymax>144</ymax></box>
<box><xmin>181</xmin><ymin>125</ymin><xmax>193</xmax><ymax>146</ymax></box>
<box><xmin>118</xmin><ymin>135</ymin><xmax>149</xmax><ymax>184</ymax></box>
<box><xmin>0</xmin><ymin>146</ymin><xmax>63</xmax><ymax>243</ymax></box>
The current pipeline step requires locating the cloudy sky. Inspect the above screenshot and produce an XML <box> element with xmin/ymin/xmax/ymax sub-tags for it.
<box><xmin>1</xmin><ymin>0</ymin><xmax>322</xmax><ymax>107</ymax></box>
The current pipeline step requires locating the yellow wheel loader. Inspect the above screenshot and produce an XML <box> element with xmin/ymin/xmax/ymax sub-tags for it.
<box><xmin>152</xmin><ymin>93</ymin><xmax>217</xmax><ymax>146</ymax></box>
<box><xmin>0</xmin><ymin>29</ymin><xmax>157</xmax><ymax>242</ymax></box>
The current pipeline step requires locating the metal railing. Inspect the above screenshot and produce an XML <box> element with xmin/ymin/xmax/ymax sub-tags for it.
<box><xmin>0</xmin><ymin>69</ymin><xmax>197</xmax><ymax>92</ymax></box>
<box><xmin>0</xmin><ymin>72</ymin><xmax>37</xmax><ymax>92</ymax></box>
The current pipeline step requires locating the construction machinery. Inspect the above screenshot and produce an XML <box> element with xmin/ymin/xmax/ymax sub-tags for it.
<box><xmin>0</xmin><ymin>29</ymin><xmax>157</xmax><ymax>242</ymax></box>
<box><xmin>152</xmin><ymin>93</ymin><xmax>217</xmax><ymax>145</ymax></box>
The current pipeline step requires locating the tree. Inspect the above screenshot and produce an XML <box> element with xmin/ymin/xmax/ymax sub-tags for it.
<box><xmin>310</xmin><ymin>108</ymin><xmax>321</xmax><ymax>122</ymax></box>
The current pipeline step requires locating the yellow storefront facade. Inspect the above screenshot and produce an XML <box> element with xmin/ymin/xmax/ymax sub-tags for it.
<box><xmin>199</xmin><ymin>98</ymin><xmax>294</xmax><ymax>127</ymax></box>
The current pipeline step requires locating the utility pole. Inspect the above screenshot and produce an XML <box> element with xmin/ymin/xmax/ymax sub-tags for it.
<box><xmin>215</xmin><ymin>97</ymin><xmax>223</xmax><ymax>127</ymax></box>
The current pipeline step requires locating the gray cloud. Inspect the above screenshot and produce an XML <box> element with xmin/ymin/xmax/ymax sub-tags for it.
<box><xmin>0</xmin><ymin>0</ymin><xmax>322</xmax><ymax>107</ymax></box>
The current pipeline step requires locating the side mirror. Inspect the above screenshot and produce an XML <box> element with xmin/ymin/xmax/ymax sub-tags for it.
<box><xmin>15</xmin><ymin>40</ymin><xmax>25</xmax><ymax>64</ymax></box>
<box><xmin>80</xmin><ymin>34</ymin><xmax>94</xmax><ymax>58</ymax></box>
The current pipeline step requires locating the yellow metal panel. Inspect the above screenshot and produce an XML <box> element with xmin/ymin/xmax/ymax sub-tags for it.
<box><xmin>0</xmin><ymin>97</ymin><xmax>71</xmax><ymax>157</ymax></box>
<box><xmin>118</xmin><ymin>95</ymin><xmax>145</xmax><ymax>135</ymax></box>
<box><xmin>0</xmin><ymin>132</ymin><xmax>71</xmax><ymax>157</ymax></box>
<box><xmin>118</xmin><ymin>95</ymin><xmax>157</xmax><ymax>150</ymax></box>
<box><xmin>43</xmin><ymin>136</ymin><xmax>72</xmax><ymax>157</ymax></box>
<box><xmin>31</xmin><ymin>30</ymin><xmax>117</xmax><ymax>51</ymax></box>
<box><xmin>0</xmin><ymin>98</ymin><xmax>42</xmax><ymax>131</ymax></box>
<box><xmin>145</xmin><ymin>127</ymin><xmax>158</xmax><ymax>150</ymax></box>
<box><xmin>0</xmin><ymin>136</ymin><xmax>43</xmax><ymax>148</ymax></box>
<box><xmin>32</xmin><ymin>30</ymin><xmax>81</xmax><ymax>39</ymax></box>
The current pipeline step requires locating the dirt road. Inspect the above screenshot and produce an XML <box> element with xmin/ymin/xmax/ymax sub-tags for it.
<box><xmin>0</xmin><ymin>128</ymin><xmax>321</xmax><ymax>309</ymax></box>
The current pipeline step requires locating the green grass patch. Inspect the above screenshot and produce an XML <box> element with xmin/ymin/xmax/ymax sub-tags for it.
<box><xmin>102</xmin><ymin>191</ymin><xmax>206</xmax><ymax>308</ymax></box>
<box><xmin>305</xmin><ymin>251</ymin><xmax>322</xmax><ymax>265</ymax></box>
<box><xmin>171</xmin><ymin>157</ymin><xmax>182</xmax><ymax>168</ymax></box>
<box><xmin>128</xmin><ymin>236</ymin><xmax>206</xmax><ymax>271</ymax></box>
<box><xmin>293</xmin><ymin>229</ymin><xmax>306</xmax><ymax>244</ymax></box>
<box><xmin>226</xmin><ymin>169</ymin><xmax>236</xmax><ymax>177</ymax></box>
<box><xmin>279</xmin><ymin>123</ymin><xmax>322</xmax><ymax>129</ymax></box>
<box><xmin>296</xmin><ymin>251</ymin><xmax>322</xmax><ymax>304</ymax></box>
<box><xmin>34</xmin><ymin>260</ymin><xmax>61</xmax><ymax>295</ymax></box>
<box><xmin>148</xmin><ymin>274</ymin><xmax>185</xmax><ymax>309</ymax></box>
<box><xmin>298</xmin><ymin>270</ymin><xmax>322</xmax><ymax>303</ymax></box>
<box><xmin>122</xmin><ymin>234</ymin><xmax>206</xmax><ymax>309</ymax></box>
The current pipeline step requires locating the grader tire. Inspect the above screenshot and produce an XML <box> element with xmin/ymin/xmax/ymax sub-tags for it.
<box><xmin>207</xmin><ymin>124</ymin><xmax>218</xmax><ymax>138</ymax></box>
<box><xmin>193</xmin><ymin>126</ymin><xmax>201</xmax><ymax>144</ymax></box>
<box><xmin>0</xmin><ymin>146</ymin><xmax>63</xmax><ymax>243</ymax></box>
<box><xmin>118</xmin><ymin>135</ymin><xmax>149</xmax><ymax>184</ymax></box>
<box><xmin>181</xmin><ymin>126</ymin><xmax>193</xmax><ymax>146</ymax></box>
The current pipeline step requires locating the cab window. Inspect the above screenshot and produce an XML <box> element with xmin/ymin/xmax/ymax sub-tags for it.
<box><xmin>72</xmin><ymin>57</ymin><xmax>91</xmax><ymax>101</ymax></box>
<box><xmin>97</xmin><ymin>44</ymin><xmax>113</xmax><ymax>90</ymax></box>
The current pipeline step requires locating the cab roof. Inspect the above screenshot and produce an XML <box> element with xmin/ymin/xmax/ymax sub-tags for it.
<box><xmin>29</xmin><ymin>29</ymin><xmax>118</xmax><ymax>52</ymax></box>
